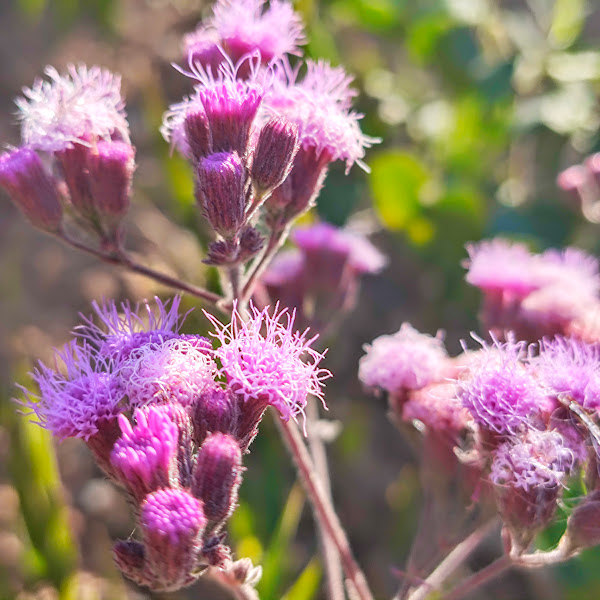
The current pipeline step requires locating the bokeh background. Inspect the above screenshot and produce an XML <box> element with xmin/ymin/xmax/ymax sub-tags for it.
<box><xmin>1</xmin><ymin>0</ymin><xmax>600</xmax><ymax>598</ymax></box>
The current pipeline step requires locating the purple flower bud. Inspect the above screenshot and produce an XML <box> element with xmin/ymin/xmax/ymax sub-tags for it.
<box><xmin>56</xmin><ymin>142</ymin><xmax>94</xmax><ymax>215</ymax></box>
<box><xmin>140</xmin><ymin>488</ymin><xmax>206</xmax><ymax>590</ymax></box>
<box><xmin>113</xmin><ymin>540</ymin><xmax>150</xmax><ymax>588</ymax></box>
<box><xmin>267</xmin><ymin>145</ymin><xmax>330</xmax><ymax>224</ymax></box>
<box><xmin>0</xmin><ymin>147</ymin><xmax>62</xmax><ymax>231</ymax></box>
<box><xmin>199</xmin><ymin>80</ymin><xmax>263</xmax><ymax>155</ymax></box>
<box><xmin>110</xmin><ymin>406</ymin><xmax>178</xmax><ymax>500</ymax></box>
<box><xmin>183</xmin><ymin>27</ymin><xmax>224</xmax><ymax>74</ymax></box>
<box><xmin>565</xmin><ymin>491</ymin><xmax>600</xmax><ymax>551</ymax></box>
<box><xmin>203</xmin><ymin>238</ymin><xmax>239</xmax><ymax>266</ymax></box>
<box><xmin>184</xmin><ymin>110</ymin><xmax>213</xmax><ymax>163</ymax></box>
<box><xmin>192</xmin><ymin>388</ymin><xmax>238</xmax><ymax>447</ymax></box>
<box><xmin>87</xmin><ymin>140</ymin><xmax>135</xmax><ymax>221</ymax></box>
<box><xmin>251</xmin><ymin>118</ymin><xmax>299</xmax><ymax>194</ymax></box>
<box><xmin>201</xmin><ymin>535</ymin><xmax>232</xmax><ymax>567</ymax></box>
<box><xmin>196</xmin><ymin>151</ymin><xmax>246</xmax><ymax>237</ymax></box>
<box><xmin>490</xmin><ymin>430</ymin><xmax>573</xmax><ymax>550</ymax></box>
<box><xmin>191</xmin><ymin>432</ymin><xmax>243</xmax><ymax>525</ymax></box>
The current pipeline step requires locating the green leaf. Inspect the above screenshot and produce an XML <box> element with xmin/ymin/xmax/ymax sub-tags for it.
<box><xmin>369</xmin><ymin>151</ymin><xmax>430</xmax><ymax>231</ymax></box>
<box><xmin>550</xmin><ymin>0</ymin><xmax>586</xmax><ymax>49</ymax></box>
<box><xmin>281</xmin><ymin>558</ymin><xmax>322</xmax><ymax>600</ymax></box>
<box><xmin>257</xmin><ymin>484</ymin><xmax>305</xmax><ymax>599</ymax></box>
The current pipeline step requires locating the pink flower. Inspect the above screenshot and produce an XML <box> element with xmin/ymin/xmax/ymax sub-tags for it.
<box><xmin>16</xmin><ymin>64</ymin><xmax>129</xmax><ymax>152</ymax></box>
<box><xmin>205</xmin><ymin>303</ymin><xmax>330</xmax><ymax>424</ymax></box>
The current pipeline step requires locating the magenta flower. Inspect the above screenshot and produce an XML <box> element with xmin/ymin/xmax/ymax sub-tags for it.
<box><xmin>265</xmin><ymin>59</ymin><xmax>378</xmax><ymax>172</ymax></box>
<box><xmin>490</xmin><ymin>429</ymin><xmax>574</xmax><ymax>491</ymax></box>
<box><xmin>205</xmin><ymin>303</ymin><xmax>330</xmax><ymax>424</ymax></box>
<box><xmin>119</xmin><ymin>337</ymin><xmax>217</xmax><ymax>409</ymax></box>
<box><xmin>186</xmin><ymin>0</ymin><xmax>305</xmax><ymax>65</ymax></box>
<box><xmin>456</xmin><ymin>337</ymin><xmax>547</xmax><ymax>435</ymax></box>
<box><xmin>359</xmin><ymin>323</ymin><xmax>447</xmax><ymax>395</ymax></box>
<box><xmin>110</xmin><ymin>406</ymin><xmax>178</xmax><ymax>500</ymax></box>
<box><xmin>532</xmin><ymin>336</ymin><xmax>600</xmax><ymax>411</ymax></box>
<box><xmin>77</xmin><ymin>296</ymin><xmax>188</xmax><ymax>363</ymax></box>
<box><xmin>16</xmin><ymin>64</ymin><xmax>129</xmax><ymax>152</ymax></box>
<box><xmin>22</xmin><ymin>341</ymin><xmax>122</xmax><ymax>440</ymax></box>
<box><xmin>464</xmin><ymin>239</ymin><xmax>539</xmax><ymax>298</ymax></box>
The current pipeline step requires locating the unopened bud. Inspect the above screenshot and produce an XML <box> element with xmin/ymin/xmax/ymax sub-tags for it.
<box><xmin>565</xmin><ymin>491</ymin><xmax>600</xmax><ymax>550</ymax></box>
<box><xmin>87</xmin><ymin>140</ymin><xmax>135</xmax><ymax>221</ymax></box>
<box><xmin>191</xmin><ymin>433</ymin><xmax>243</xmax><ymax>525</ymax></box>
<box><xmin>140</xmin><ymin>488</ymin><xmax>206</xmax><ymax>590</ymax></box>
<box><xmin>203</xmin><ymin>239</ymin><xmax>239</xmax><ymax>266</ymax></box>
<box><xmin>0</xmin><ymin>147</ymin><xmax>62</xmax><ymax>231</ymax></box>
<box><xmin>197</xmin><ymin>152</ymin><xmax>246</xmax><ymax>237</ymax></box>
<box><xmin>113</xmin><ymin>540</ymin><xmax>150</xmax><ymax>588</ymax></box>
<box><xmin>56</xmin><ymin>142</ymin><xmax>93</xmax><ymax>214</ymax></box>
<box><xmin>251</xmin><ymin>118</ymin><xmax>299</xmax><ymax>194</ymax></box>
<box><xmin>192</xmin><ymin>388</ymin><xmax>238</xmax><ymax>447</ymax></box>
<box><xmin>184</xmin><ymin>110</ymin><xmax>212</xmax><ymax>163</ymax></box>
<box><xmin>110</xmin><ymin>407</ymin><xmax>178</xmax><ymax>502</ymax></box>
<box><xmin>238</xmin><ymin>226</ymin><xmax>264</xmax><ymax>262</ymax></box>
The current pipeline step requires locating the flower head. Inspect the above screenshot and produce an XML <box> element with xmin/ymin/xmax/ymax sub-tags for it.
<box><xmin>264</xmin><ymin>59</ymin><xmax>379</xmax><ymax>172</ymax></box>
<box><xmin>77</xmin><ymin>296</ymin><xmax>187</xmax><ymax>363</ymax></box>
<box><xmin>111</xmin><ymin>406</ymin><xmax>178</xmax><ymax>499</ymax></box>
<box><xmin>490</xmin><ymin>429</ymin><xmax>574</xmax><ymax>491</ymax></box>
<box><xmin>456</xmin><ymin>337</ymin><xmax>546</xmax><ymax>435</ymax></box>
<box><xmin>532</xmin><ymin>336</ymin><xmax>600</xmax><ymax>410</ymax></box>
<box><xmin>205</xmin><ymin>303</ymin><xmax>330</xmax><ymax>424</ymax></box>
<box><xmin>16</xmin><ymin>64</ymin><xmax>129</xmax><ymax>152</ymax></box>
<box><xmin>204</xmin><ymin>0</ymin><xmax>305</xmax><ymax>63</ymax></box>
<box><xmin>359</xmin><ymin>323</ymin><xmax>447</xmax><ymax>395</ymax></box>
<box><xmin>119</xmin><ymin>337</ymin><xmax>217</xmax><ymax>409</ymax></box>
<box><xmin>22</xmin><ymin>341</ymin><xmax>122</xmax><ymax>440</ymax></box>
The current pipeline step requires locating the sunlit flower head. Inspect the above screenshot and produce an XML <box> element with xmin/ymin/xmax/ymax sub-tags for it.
<box><xmin>21</xmin><ymin>341</ymin><xmax>122</xmax><ymax>440</ymax></box>
<box><xmin>359</xmin><ymin>323</ymin><xmax>447</xmax><ymax>395</ymax></box>
<box><xmin>16</xmin><ymin>64</ymin><xmax>129</xmax><ymax>152</ymax></box>
<box><xmin>264</xmin><ymin>59</ymin><xmax>379</xmax><ymax>172</ymax></box>
<box><xmin>205</xmin><ymin>303</ymin><xmax>330</xmax><ymax>424</ymax></box>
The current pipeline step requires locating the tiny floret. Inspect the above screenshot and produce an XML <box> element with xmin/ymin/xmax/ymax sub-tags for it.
<box><xmin>359</xmin><ymin>323</ymin><xmax>447</xmax><ymax>394</ymax></box>
<box><xmin>205</xmin><ymin>303</ymin><xmax>330</xmax><ymax>424</ymax></box>
<box><xmin>16</xmin><ymin>64</ymin><xmax>129</xmax><ymax>152</ymax></box>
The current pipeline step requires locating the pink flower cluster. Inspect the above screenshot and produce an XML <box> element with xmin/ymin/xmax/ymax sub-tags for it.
<box><xmin>465</xmin><ymin>239</ymin><xmax>600</xmax><ymax>343</ymax></box>
<box><xmin>21</xmin><ymin>296</ymin><xmax>327</xmax><ymax>590</ymax></box>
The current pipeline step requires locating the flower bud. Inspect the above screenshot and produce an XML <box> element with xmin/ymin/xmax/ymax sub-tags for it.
<box><xmin>251</xmin><ymin>118</ymin><xmax>299</xmax><ymax>194</ymax></box>
<box><xmin>140</xmin><ymin>488</ymin><xmax>206</xmax><ymax>590</ymax></box>
<box><xmin>565</xmin><ymin>491</ymin><xmax>600</xmax><ymax>550</ymax></box>
<box><xmin>196</xmin><ymin>152</ymin><xmax>246</xmax><ymax>237</ymax></box>
<box><xmin>184</xmin><ymin>110</ymin><xmax>212</xmax><ymax>163</ymax></box>
<box><xmin>110</xmin><ymin>406</ymin><xmax>178</xmax><ymax>502</ymax></box>
<box><xmin>192</xmin><ymin>388</ymin><xmax>238</xmax><ymax>447</ymax></box>
<box><xmin>56</xmin><ymin>142</ymin><xmax>94</xmax><ymax>215</ymax></box>
<box><xmin>200</xmin><ymin>533</ymin><xmax>232</xmax><ymax>567</ymax></box>
<box><xmin>238</xmin><ymin>226</ymin><xmax>264</xmax><ymax>262</ymax></box>
<box><xmin>191</xmin><ymin>433</ymin><xmax>243</xmax><ymax>525</ymax></box>
<box><xmin>87</xmin><ymin>140</ymin><xmax>135</xmax><ymax>222</ymax></box>
<box><xmin>267</xmin><ymin>145</ymin><xmax>331</xmax><ymax>224</ymax></box>
<box><xmin>557</xmin><ymin>165</ymin><xmax>588</xmax><ymax>208</ymax></box>
<box><xmin>113</xmin><ymin>540</ymin><xmax>149</xmax><ymax>588</ymax></box>
<box><xmin>0</xmin><ymin>147</ymin><xmax>62</xmax><ymax>231</ymax></box>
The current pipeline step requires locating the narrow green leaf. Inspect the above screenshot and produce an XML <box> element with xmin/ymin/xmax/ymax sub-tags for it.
<box><xmin>281</xmin><ymin>558</ymin><xmax>322</xmax><ymax>600</ymax></box>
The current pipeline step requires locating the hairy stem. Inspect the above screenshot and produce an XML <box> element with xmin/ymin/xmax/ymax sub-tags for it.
<box><xmin>441</xmin><ymin>556</ymin><xmax>511</xmax><ymax>600</ymax></box>
<box><xmin>405</xmin><ymin>520</ymin><xmax>499</xmax><ymax>600</ymax></box>
<box><xmin>306</xmin><ymin>398</ymin><xmax>346</xmax><ymax>600</ymax></box>
<box><xmin>277</xmin><ymin>418</ymin><xmax>374</xmax><ymax>600</ymax></box>
<box><xmin>58</xmin><ymin>233</ymin><xmax>223</xmax><ymax>306</ymax></box>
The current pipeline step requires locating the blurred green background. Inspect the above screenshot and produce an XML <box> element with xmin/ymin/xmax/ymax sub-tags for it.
<box><xmin>1</xmin><ymin>0</ymin><xmax>600</xmax><ymax>599</ymax></box>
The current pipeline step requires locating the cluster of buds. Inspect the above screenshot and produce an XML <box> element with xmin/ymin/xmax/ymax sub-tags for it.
<box><xmin>257</xmin><ymin>221</ymin><xmax>386</xmax><ymax>330</ymax></box>
<box><xmin>557</xmin><ymin>153</ymin><xmax>600</xmax><ymax>223</ymax></box>
<box><xmin>464</xmin><ymin>239</ymin><xmax>600</xmax><ymax>343</ymax></box>
<box><xmin>0</xmin><ymin>66</ymin><xmax>135</xmax><ymax>249</ymax></box>
<box><xmin>360</xmin><ymin>298</ymin><xmax>600</xmax><ymax>557</ymax></box>
<box><xmin>21</xmin><ymin>297</ymin><xmax>328</xmax><ymax>591</ymax></box>
<box><xmin>160</xmin><ymin>0</ymin><xmax>377</xmax><ymax>273</ymax></box>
